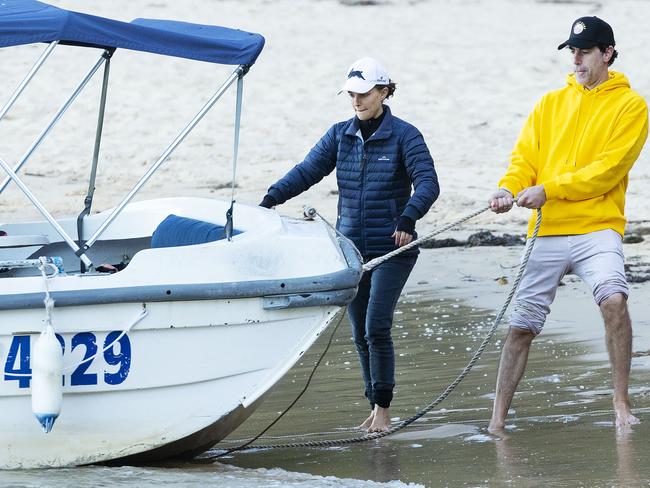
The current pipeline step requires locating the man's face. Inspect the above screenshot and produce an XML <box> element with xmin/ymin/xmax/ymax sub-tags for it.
<box><xmin>569</xmin><ymin>45</ymin><xmax>612</xmax><ymax>90</ymax></box>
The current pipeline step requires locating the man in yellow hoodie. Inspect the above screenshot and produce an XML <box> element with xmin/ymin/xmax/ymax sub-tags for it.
<box><xmin>488</xmin><ymin>16</ymin><xmax>648</xmax><ymax>432</ymax></box>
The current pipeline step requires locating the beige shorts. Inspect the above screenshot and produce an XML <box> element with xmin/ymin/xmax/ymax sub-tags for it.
<box><xmin>510</xmin><ymin>229</ymin><xmax>628</xmax><ymax>335</ymax></box>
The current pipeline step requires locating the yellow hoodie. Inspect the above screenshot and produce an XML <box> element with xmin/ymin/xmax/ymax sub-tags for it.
<box><xmin>499</xmin><ymin>71</ymin><xmax>648</xmax><ymax>237</ymax></box>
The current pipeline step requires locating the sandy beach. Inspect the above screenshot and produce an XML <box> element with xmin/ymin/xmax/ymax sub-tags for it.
<box><xmin>0</xmin><ymin>0</ymin><xmax>648</xmax><ymax>229</ymax></box>
<box><xmin>1</xmin><ymin>0</ymin><xmax>649</xmax><ymax>326</ymax></box>
<box><xmin>2</xmin><ymin>0</ymin><xmax>650</xmax><ymax>484</ymax></box>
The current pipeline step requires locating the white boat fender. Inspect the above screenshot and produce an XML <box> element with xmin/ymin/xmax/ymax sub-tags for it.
<box><xmin>31</xmin><ymin>324</ymin><xmax>63</xmax><ymax>433</ymax></box>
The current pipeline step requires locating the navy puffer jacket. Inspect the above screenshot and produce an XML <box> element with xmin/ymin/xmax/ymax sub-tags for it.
<box><xmin>267</xmin><ymin>106</ymin><xmax>439</xmax><ymax>258</ymax></box>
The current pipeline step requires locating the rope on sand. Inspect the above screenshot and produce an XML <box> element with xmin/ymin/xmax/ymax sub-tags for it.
<box><xmin>203</xmin><ymin>205</ymin><xmax>542</xmax><ymax>458</ymax></box>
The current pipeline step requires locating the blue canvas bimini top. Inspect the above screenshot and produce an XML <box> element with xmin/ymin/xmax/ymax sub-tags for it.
<box><xmin>0</xmin><ymin>0</ymin><xmax>265</xmax><ymax>66</ymax></box>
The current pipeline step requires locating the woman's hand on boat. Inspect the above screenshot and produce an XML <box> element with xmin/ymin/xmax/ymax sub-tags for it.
<box><xmin>392</xmin><ymin>230</ymin><xmax>413</xmax><ymax>247</ymax></box>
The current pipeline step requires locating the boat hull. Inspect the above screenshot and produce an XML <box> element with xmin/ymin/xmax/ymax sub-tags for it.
<box><xmin>0</xmin><ymin>198</ymin><xmax>362</xmax><ymax>469</ymax></box>
<box><xmin>0</xmin><ymin>299</ymin><xmax>342</xmax><ymax>468</ymax></box>
<box><xmin>106</xmin><ymin>396</ymin><xmax>266</xmax><ymax>465</ymax></box>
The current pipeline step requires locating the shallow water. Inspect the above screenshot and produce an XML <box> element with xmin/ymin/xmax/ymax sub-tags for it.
<box><xmin>4</xmin><ymin>290</ymin><xmax>650</xmax><ymax>487</ymax></box>
<box><xmin>209</xmin><ymin>291</ymin><xmax>650</xmax><ymax>487</ymax></box>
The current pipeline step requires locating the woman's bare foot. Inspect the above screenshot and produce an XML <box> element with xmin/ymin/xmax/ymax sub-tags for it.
<box><xmin>368</xmin><ymin>405</ymin><xmax>391</xmax><ymax>432</ymax></box>
<box><xmin>614</xmin><ymin>400</ymin><xmax>640</xmax><ymax>428</ymax></box>
<box><xmin>359</xmin><ymin>411</ymin><xmax>374</xmax><ymax>430</ymax></box>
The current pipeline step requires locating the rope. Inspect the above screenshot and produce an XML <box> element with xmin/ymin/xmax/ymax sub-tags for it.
<box><xmin>9</xmin><ymin>265</ymin><xmax>148</xmax><ymax>378</ymax></box>
<box><xmin>214</xmin><ymin>309</ymin><xmax>348</xmax><ymax>456</ymax></box>
<box><xmin>306</xmin><ymin>203</ymin><xmax>489</xmax><ymax>272</ymax></box>
<box><xmin>4</xmin><ymin>259</ymin><xmax>59</xmax><ymax>379</ymax></box>
<box><xmin>202</xmin><ymin>205</ymin><xmax>542</xmax><ymax>457</ymax></box>
<box><xmin>60</xmin><ymin>308</ymin><xmax>148</xmax><ymax>373</ymax></box>
<box><xmin>38</xmin><ymin>257</ymin><xmax>56</xmax><ymax>327</ymax></box>
<box><xmin>363</xmin><ymin>206</ymin><xmax>489</xmax><ymax>272</ymax></box>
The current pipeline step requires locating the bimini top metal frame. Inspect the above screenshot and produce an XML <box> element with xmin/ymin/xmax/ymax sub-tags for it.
<box><xmin>0</xmin><ymin>0</ymin><xmax>265</xmax><ymax>270</ymax></box>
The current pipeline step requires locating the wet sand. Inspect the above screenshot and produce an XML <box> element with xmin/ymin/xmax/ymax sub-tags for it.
<box><xmin>2</xmin><ymin>245</ymin><xmax>649</xmax><ymax>486</ymax></box>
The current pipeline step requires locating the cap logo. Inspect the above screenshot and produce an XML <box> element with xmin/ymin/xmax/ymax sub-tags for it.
<box><xmin>573</xmin><ymin>21</ymin><xmax>586</xmax><ymax>35</ymax></box>
<box><xmin>347</xmin><ymin>69</ymin><xmax>365</xmax><ymax>80</ymax></box>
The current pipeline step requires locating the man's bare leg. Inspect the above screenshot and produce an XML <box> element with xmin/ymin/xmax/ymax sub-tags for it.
<box><xmin>488</xmin><ymin>327</ymin><xmax>535</xmax><ymax>432</ymax></box>
<box><xmin>368</xmin><ymin>405</ymin><xmax>391</xmax><ymax>432</ymax></box>
<box><xmin>600</xmin><ymin>293</ymin><xmax>640</xmax><ymax>427</ymax></box>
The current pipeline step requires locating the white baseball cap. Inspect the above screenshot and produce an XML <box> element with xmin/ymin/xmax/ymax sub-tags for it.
<box><xmin>338</xmin><ymin>57</ymin><xmax>390</xmax><ymax>94</ymax></box>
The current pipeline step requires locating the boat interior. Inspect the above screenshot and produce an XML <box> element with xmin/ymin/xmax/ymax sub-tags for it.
<box><xmin>0</xmin><ymin>198</ymin><xmax>254</xmax><ymax>277</ymax></box>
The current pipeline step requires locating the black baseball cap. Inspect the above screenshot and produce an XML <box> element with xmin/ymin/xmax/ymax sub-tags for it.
<box><xmin>557</xmin><ymin>16</ymin><xmax>615</xmax><ymax>50</ymax></box>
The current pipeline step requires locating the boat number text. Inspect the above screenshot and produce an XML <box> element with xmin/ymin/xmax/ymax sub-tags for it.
<box><xmin>3</xmin><ymin>332</ymin><xmax>131</xmax><ymax>388</ymax></box>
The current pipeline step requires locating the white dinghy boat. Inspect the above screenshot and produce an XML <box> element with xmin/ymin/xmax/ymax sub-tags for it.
<box><xmin>0</xmin><ymin>1</ymin><xmax>362</xmax><ymax>469</ymax></box>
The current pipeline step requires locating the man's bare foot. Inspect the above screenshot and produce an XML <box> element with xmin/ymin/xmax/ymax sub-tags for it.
<box><xmin>368</xmin><ymin>406</ymin><xmax>391</xmax><ymax>433</ymax></box>
<box><xmin>614</xmin><ymin>401</ymin><xmax>640</xmax><ymax>428</ymax></box>
<box><xmin>487</xmin><ymin>418</ymin><xmax>506</xmax><ymax>434</ymax></box>
<box><xmin>359</xmin><ymin>411</ymin><xmax>374</xmax><ymax>430</ymax></box>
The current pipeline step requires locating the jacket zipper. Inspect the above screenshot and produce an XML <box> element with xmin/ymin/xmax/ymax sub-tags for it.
<box><xmin>359</xmin><ymin>136</ymin><xmax>368</xmax><ymax>256</ymax></box>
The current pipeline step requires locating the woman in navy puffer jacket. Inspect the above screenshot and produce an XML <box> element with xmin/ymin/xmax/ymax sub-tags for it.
<box><xmin>260</xmin><ymin>57</ymin><xmax>439</xmax><ymax>432</ymax></box>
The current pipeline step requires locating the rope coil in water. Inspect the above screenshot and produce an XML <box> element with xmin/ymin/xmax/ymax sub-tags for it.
<box><xmin>205</xmin><ymin>205</ymin><xmax>542</xmax><ymax>457</ymax></box>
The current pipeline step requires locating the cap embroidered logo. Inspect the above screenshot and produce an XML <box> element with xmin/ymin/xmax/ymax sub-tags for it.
<box><xmin>348</xmin><ymin>69</ymin><xmax>365</xmax><ymax>80</ymax></box>
<box><xmin>573</xmin><ymin>21</ymin><xmax>586</xmax><ymax>35</ymax></box>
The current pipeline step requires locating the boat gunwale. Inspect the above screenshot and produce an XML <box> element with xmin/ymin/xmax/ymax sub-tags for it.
<box><xmin>0</xmin><ymin>237</ymin><xmax>362</xmax><ymax>310</ymax></box>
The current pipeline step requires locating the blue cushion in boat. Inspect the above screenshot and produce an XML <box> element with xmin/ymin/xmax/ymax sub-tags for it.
<box><xmin>151</xmin><ymin>214</ymin><xmax>239</xmax><ymax>248</ymax></box>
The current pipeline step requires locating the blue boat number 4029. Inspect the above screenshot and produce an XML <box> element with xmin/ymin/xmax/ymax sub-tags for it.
<box><xmin>3</xmin><ymin>332</ymin><xmax>131</xmax><ymax>388</ymax></box>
